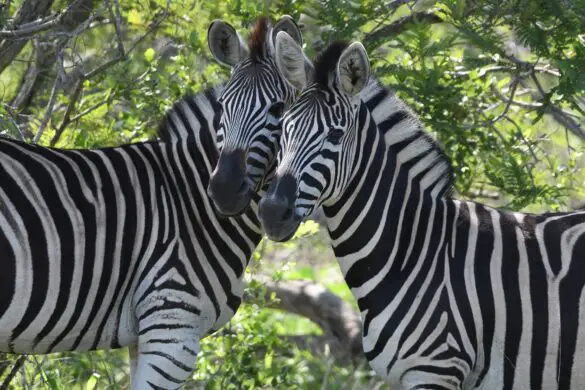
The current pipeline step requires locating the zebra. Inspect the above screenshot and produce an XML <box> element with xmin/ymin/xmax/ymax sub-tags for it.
<box><xmin>258</xmin><ymin>33</ymin><xmax>585</xmax><ymax>389</ymax></box>
<box><xmin>0</xmin><ymin>86</ymin><xmax>265</xmax><ymax>389</ymax></box>
<box><xmin>206</xmin><ymin>15</ymin><xmax>303</xmax><ymax>216</ymax></box>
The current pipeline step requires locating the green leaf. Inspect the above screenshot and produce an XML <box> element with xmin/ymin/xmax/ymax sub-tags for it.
<box><xmin>264</xmin><ymin>351</ymin><xmax>273</xmax><ymax>370</ymax></box>
<box><xmin>189</xmin><ymin>31</ymin><xmax>199</xmax><ymax>49</ymax></box>
<box><xmin>127</xmin><ymin>9</ymin><xmax>143</xmax><ymax>25</ymax></box>
<box><xmin>144</xmin><ymin>48</ymin><xmax>156</xmax><ymax>63</ymax></box>
<box><xmin>292</xmin><ymin>220</ymin><xmax>320</xmax><ymax>239</ymax></box>
<box><xmin>85</xmin><ymin>374</ymin><xmax>98</xmax><ymax>390</ymax></box>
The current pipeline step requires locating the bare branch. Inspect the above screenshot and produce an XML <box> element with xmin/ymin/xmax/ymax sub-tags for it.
<box><xmin>528</xmin><ymin>72</ymin><xmax>585</xmax><ymax>139</ymax></box>
<box><xmin>83</xmin><ymin>0</ymin><xmax>170</xmax><ymax>80</ymax></box>
<box><xmin>1</xmin><ymin>355</ymin><xmax>27</xmax><ymax>388</ymax></box>
<box><xmin>449</xmin><ymin>65</ymin><xmax>560</xmax><ymax>78</ymax></box>
<box><xmin>491</xmin><ymin>76</ymin><xmax>520</xmax><ymax>124</ymax></box>
<box><xmin>0</xmin><ymin>0</ymin><xmax>54</xmax><ymax>74</ymax></box>
<box><xmin>251</xmin><ymin>276</ymin><xmax>363</xmax><ymax>358</ymax></box>
<box><xmin>0</xmin><ymin>12</ymin><xmax>65</xmax><ymax>38</ymax></box>
<box><xmin>70</xmin><ymin>97</ymin><xmax>111</xmax><ymax>122</ymax></box>
<box><xmin>505</xmin><ymin>115</ymin><xmax>540</xmax><ymax>166</ymax></box>
<box><xmin>0</xmin><ymin>104</ymin><xmax>26</xmax><ymax>141</ymax></box>
<box><xmin>33</xmin><ymin>52</ymin><xmax>64</xmax><ymax>143</ymax></box>
<box><xmin>44</xmin><ymin>0</ymin><xmax>170</xmax><ymax>142</ymax></box>
<box><xmin>49</xmin><ymin>78</ymin><xmax>83</xmax><ymax>146</ymax></box>
<box><xmin>105</xmin><ymin>0</ymin><xmax>125</xmax><ymax>58</ymax></box>
<box><xmin>547</xmin><ymin>104</ymin><xmax>585</xmax><ymax>139</ymax></box>
<box><xmin>465</xmin><ymin>189</ymin><xmax>501</xmax><ymax>200</ymax></box>
<box><xmin>9</xmin><ymin>42</ymin><xmax>41</xmax><ymax>110</ymax></box>
<box><xmin>490</xmin><ymin>83</ymin><xmax>543</xmax><ymax>109</ymax></box>
<box><xmin>364</xmin><ymin>12</ymin><xmax>443</xmax><ymax>44</ymax></box>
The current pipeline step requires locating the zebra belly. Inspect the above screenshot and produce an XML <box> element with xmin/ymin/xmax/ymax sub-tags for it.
<box><xmin>0</xmin><ymin>293</ymin><xmax>137</xmax><ymax>354</ymax></box>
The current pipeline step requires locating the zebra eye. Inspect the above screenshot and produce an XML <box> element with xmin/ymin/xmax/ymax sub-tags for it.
<box><xmin>268</xmin><ymin>102</ymin><xmax>284</xmax><ymax>117</ymax></box>
<box><xmin>326</xmin><ymin>128</ymin><xmax>344</xmax><ymax>144</ymax></box>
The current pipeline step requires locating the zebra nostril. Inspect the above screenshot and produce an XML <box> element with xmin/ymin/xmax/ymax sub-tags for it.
<box><xmin>281</xmin><ymin>207</ymin><xmax>293</xmax><ymax>221</ymax></box>
<box><xmin>236</xmin><ymin>179</ymin><xmax>249</xmax><ymax>195</ymax></box>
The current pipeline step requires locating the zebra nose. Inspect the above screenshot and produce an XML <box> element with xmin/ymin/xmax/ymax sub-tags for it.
<box><xmin>258</xmin><ymin>174</ymin><xmax>298</xmax><ymax>224</ymax></box>
<box><xmin>258</xmin><ymin>195</ymin><xmax>295</xmax><ymax>223</ymax></box>
<box><xmin>208</xmin><ymin>150</ymin><xmax>251</xmax><ymax>215</ymax></box>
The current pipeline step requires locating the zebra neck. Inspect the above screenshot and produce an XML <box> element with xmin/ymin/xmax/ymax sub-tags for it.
<box><xmin>323</xmin><ymin>102</ymin><xmax>451</xmax><ymax>303</ymax></box>
<box><xmin>164</xmin><ymin>136</ymin><xmax>263</xmax><ymax>278</ymax></box>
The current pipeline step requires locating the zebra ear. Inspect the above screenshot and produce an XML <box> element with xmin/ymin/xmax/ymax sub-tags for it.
<box><xmin>336</xmin><ymin>42</ymin><xmax>370</xmax><ymax>96</ymax></box>
<box><xmin>275</xmin><ymin>31</ymin><xmax>314</xmax><ymax>91</ymax></box>
<box><xmin>208</xmin><ymin>20</ymin><xmax>248</xmax><ymax>68</ymax></box>
<box><xmin>272</xmin><ymin>15</ymin><xmax>302</xmax><ymax>48</ymax></box>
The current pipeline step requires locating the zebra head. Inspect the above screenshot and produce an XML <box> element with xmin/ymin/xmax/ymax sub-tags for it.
<box><xmin>259</xmin><ymin>34</ymin><xmax>370</xmax><ymax>241</ymax></box>
<box><xmin>206</xmin><ymin>16</ymin><xmax>302</xmax><ymax>216</ymax></box>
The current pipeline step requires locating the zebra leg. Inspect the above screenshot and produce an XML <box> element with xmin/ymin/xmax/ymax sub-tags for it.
<box><xmin>129</xmin><ymin>344</ymin><xmax>138</xmax><ymax>382</ymax></box>
<box><xmin>401</xmin><ymin>370</ymin><xmax>462</xmax><ymax>390</ymax></box>
<box><xmin>131</xmin><ymin>333</ymin><xmax>200</xmax><ymax>389</ymax></box>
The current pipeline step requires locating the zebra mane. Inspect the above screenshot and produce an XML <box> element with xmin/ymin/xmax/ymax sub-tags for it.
<box><xmin>313</xmin><ymin>41</ymin><xmax>349</xmax><ymax>87</ymax></box>
<box><xmin>157</xmin><ymin>85</ymin><xmax>223</xmax><ymax>142</ymax></box>
<box><xmin>360</xmin><ymin>79</ymin><xmax>454</xmax><ymax>195</ymax></box>
<box><xmin>248</xmin><ymin>17</ymin><xmax>270</xmax><ymax>62</ymax></box>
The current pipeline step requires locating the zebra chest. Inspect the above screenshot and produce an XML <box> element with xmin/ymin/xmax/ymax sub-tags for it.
<box><xmin>360</xmin><ymin>287</ymin><xmax>470</xmax><ymax>389</ymax></box>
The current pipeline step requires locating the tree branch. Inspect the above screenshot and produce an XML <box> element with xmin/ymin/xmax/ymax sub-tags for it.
<box><xmin>0</xmin><ymin>0</ymin><xmax>54</xmax><ymax>74</ymax></box>
<box><xmin>251</xmin><ymin>277</ymin><xmax>363</xmax><ymax>359</ymax></box>
<box><xmin>364</xmin><ymin>12</ymin><xmax>443</xmax><ymax>44</ymax></box>
<box><xmin>490</xmin><ymin>75</ymin><xmax>520</xmax><ymax>124</ymax></box>
<box><xmin>464</xmin><ymin>189</ymin><xmax>500</xmax><ymax>200</ymax></box>
<box><xmin>1</xmin><ymin>355</ymin><xmax>27</xmax><ymax>389</ymax></box>
<box><xmin>49</xmin><ymin>78</ymin><xmax>83</xmax><ymax>146</ymax></box>
<box><xmin>0</xmin><ymin>12</ymin><xmax>65</xmax><ymax>38</ymax></box>
<box><xmin>36</xmin><ymin>0</ymin><xmax>170</xmax><ymax>144</ymax></box>
<box><xmin>528</xmin><ymin>72</ymin><xmax>585</xmax><ymax>139</ymax></box>
<box><xmin>107</xmin><ymin>0</ymin><xmax>125</xmax><ymax>58</ymax></box>
<box><xmin>33</xmin><ymin>51</ymin><xmax>64</xmax><ymax>143</ymax></box>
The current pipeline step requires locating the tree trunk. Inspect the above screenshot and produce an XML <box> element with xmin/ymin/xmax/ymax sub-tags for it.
<box><xmin>251</xmin><ymin>277</ymin><xmax>364</xmax><ymax>360</ymax></box>
<box><xmin>0</xmin><ymin>0</ymin><xmax>55</xmax><ymax>74</ymax></box>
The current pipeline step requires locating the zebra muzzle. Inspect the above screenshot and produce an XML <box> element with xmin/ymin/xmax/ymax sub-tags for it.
<box><xmin>207</xmin><ymin>149</ymin><xmax>252</xmax><ymax>216</ymax></box>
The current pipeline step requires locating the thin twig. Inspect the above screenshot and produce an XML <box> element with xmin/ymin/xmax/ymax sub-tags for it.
<box><xmin>84</xmin><ymin>0</ymin><xmax>169</xmax><ymax>80</ymax></box>
<box><xmin>505</xmin><ymin>116</ymin><xmax>540</xmax><ymax>164</ymax></box>
<box><xmin>490</xmin><ymin>83</ymin><xmax>543</xmax><ymax>109</ymax></box>
<box><xmin>49</xmin><ymin>78</ymin><xmax>83</xmax><ymax>146</ymax></box>
<box><xmin>0</xmin><ymin>13</ymin><xmax>64</xmax><ymax>38</ymax></box>
<box><xmin>1</xmin><ymin>355</ymin><xmax>27</xmax><ymax>389</ymax></box>
<box><xmin>70</xmin><ymin>96</ymin><xmax>110</xmax><ymax>122</ymax></box>
<box><xmin>106</xmin><ymin>0</ymin><xmax>125</xmax><ymax>58</ymax></box>
<box><xmin>449</xmin><ymin>65</ymin><xmax>560</xmax><ymax>78</ymax></box>
<box><xmin>44</xmin><ymin>0</ymin><xmax>170</xmax><ymax>143</ymax></box>
<box><xmin>364</xmin><ymin>11</ymin><xmax>443</xmax><ymax>44</ymax></box>
<box><xmin>491</xmin><ymin>76</ymin><xmax>520</xmax><ymax>123</ymax></box>
<box><xmin>33</xmin><ymin>51</ymin><xmax>64</xmax><ymax>143</ymax></box>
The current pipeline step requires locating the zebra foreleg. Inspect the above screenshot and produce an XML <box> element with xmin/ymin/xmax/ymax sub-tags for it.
<box><xmin>131</xmin><ymin>332</ymin><xmax>200</xmax><ymax>389</ymax></box>
<box><xmin>129</xmin><ymin>344</ymin><xmax>138</xmax><ymax>382</ymax></box>
<box><xmin>400</xmin><ymin>371</ymin><xmax>462</xmax><ymax>390</ymax></box>
<box><xmin>131</xmin><ymin>300</ymin><xmax>207</xmax><ymax>390</ymax></box>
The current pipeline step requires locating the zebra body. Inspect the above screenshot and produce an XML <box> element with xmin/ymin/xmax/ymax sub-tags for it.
<box><xmin>0</xmin><ymin>86</ymin><xmax>264</xmax><ymax>388</ymax></box>
<box><xmin>259</xmin><ymin>36</ymin><xmax>585</xmax><ymax>389</ymax></box>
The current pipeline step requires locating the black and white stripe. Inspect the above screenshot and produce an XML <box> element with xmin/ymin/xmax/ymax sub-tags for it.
<box><xmin>0</xmin><ymin>85</ymin><xmax>264</xmax><ymax>389</ymax></box>
<box><xmin>261</xmin><ymin>40</ymin><xmax>585</xmax><ymax>389</ymax></box>
<box><xmin>217</xmin><ymin>55</ymin><xmax>293</xmax><ymax>187</ymax></box>
<box><xmin>206</xmin><ymin>16</ymin><xmax>303</xmax><ymax>216</ymax></box>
